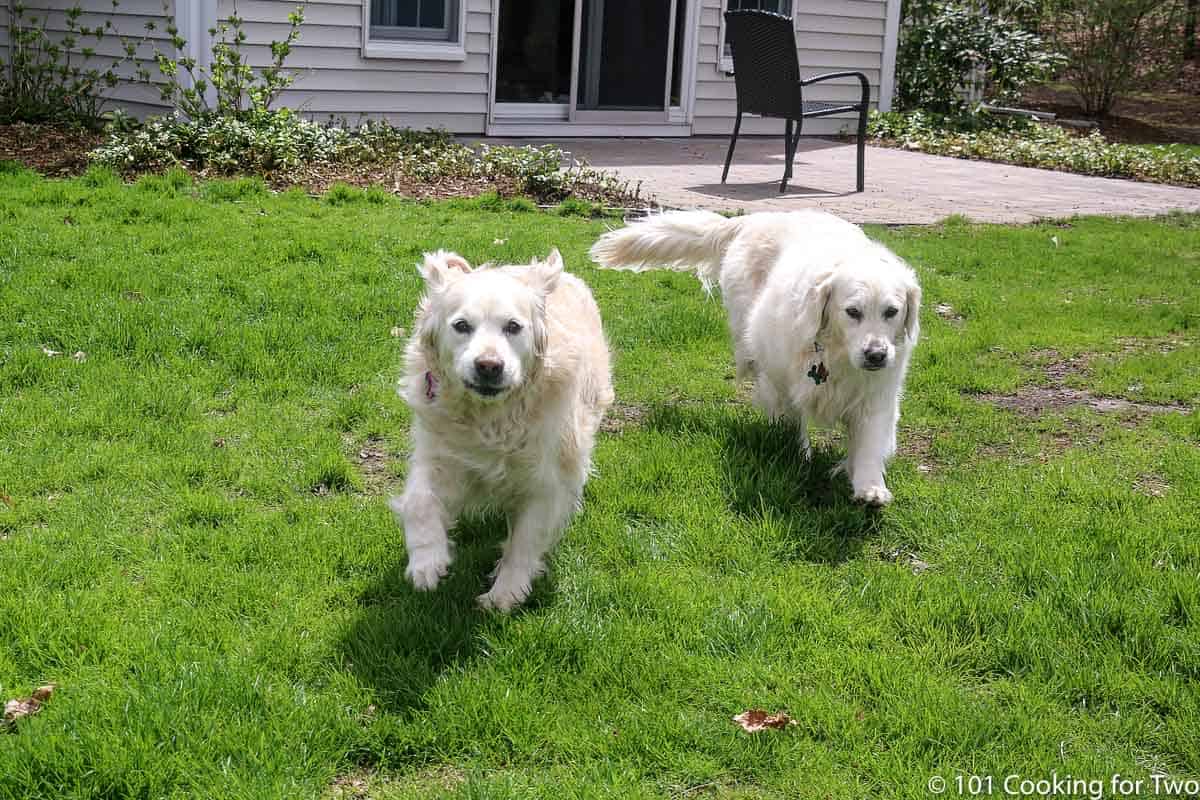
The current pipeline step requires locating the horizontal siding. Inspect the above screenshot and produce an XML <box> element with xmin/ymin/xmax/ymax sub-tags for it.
<box><xmin>7</xmin><ymin>1</ymin><xmax>175</xmax><ymax>116</ymax></box>
<box><xmin>8</xmin><ymin>0</ymin><xmax>888</xmax><ymax>138</ymax></box>
<box><xmin>237</xmin><ymin>44</ymin><xmax>492</xmax><ymax>72</ymax></box>
<box><xmin>276</xmin><ymin>89</ymin><xmax>487</xmax><ymax>114</ymax></box>
<box><xmin>223</xmin><ymin>0</ymin><xmax>492</xmax><ymax>133</ymax></box>
<box><xmin>693</xmin><ymin>0</ymin><xmax>885</xmax><ymax>138</ymax></box>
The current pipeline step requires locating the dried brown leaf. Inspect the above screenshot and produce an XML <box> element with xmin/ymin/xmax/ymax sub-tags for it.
<box><xmin>733</xmin><ymin>709</ymin><xmax>796</xmax><ymax>733</ymax></box>
<box><xmin>3</xmin><ymin>685</ymin><xmax>55</xmax><ymax>726</ymax></box>
<box><xmin>934</xmin><ymin>303</ymin><xmax>964</xmax><ymax>323</ymax></box>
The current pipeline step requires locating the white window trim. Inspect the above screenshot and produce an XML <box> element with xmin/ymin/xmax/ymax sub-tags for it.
<box><xmin>717</xmin><ymin>0</ymin><xmax>795</xmax><ymax>74</ymax></box>
<box><xmin>879</xmin><ymin>0</ymin><xmax>902</xmax><ymax>111</ymax></box>
<box><xmin>361</xmin><ymin>0</ymin><xmax>468</xmax><ymax>61</ymax></box>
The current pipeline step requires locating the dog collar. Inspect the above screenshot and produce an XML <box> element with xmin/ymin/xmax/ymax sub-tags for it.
<box><xmin>424</xmin><ymin>371</ymin><xmax>438</xmax><ymax>401</ymax></box>
<box><xmin>808</xmin><ymin>342</ymin><xmax>829</xmax><ymax>385</ymax></box>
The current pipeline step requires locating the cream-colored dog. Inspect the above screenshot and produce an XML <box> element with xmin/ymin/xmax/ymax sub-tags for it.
<box><xmin>591</xmin><ymin>210</ymin><xmax>920</xmax><ymax>506</ymax></box>
<box><xmin>389</xmin><ymin>249</ymin><xmax>613</xmax><ymax>611</ymax></box>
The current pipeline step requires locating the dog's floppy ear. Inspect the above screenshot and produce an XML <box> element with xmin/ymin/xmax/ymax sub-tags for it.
<box><xmin>418</xmin><ymin>250</ymin><xmax>472</xmax><ymax>292</ymax></box>
<box><xmin>415</xmin><ymin>295</ymin><xmax>444</xmax><ymax>367</ymax></box>
<box><xmin>902</xmin><ymin>276</ymin><xmax>922</xmax><ymax>345</ymax></box>
<box><xmin>794</xmin><ymin>271</ymin><xmax>835</xmax><ymax>345</ymax></box>
<box><xmin>523</xmin><ymin>248</ymin><xmax>563</xmax><ymax>295</ymax></box>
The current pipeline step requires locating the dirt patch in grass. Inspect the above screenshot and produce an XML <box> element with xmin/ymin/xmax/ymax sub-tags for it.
<box><xmin>327</xmin><ymin>767</ymin><xmax>465</xmax><ymax>799</ymax></box>
<box><xmin>354</xmin><ymin>437</ymin><xmax>396</xmax><ymax>493</ymax></box>
<box><xmin>1116</xmin><ymin>335</ymin><xmax>1191</xmax><ymax>355</ymax></box>
<box><xmin>601</xmin><ymin>402</ymin><xmax>648</xmax><ymax>434</ymax></box>
<box><xmin>978</xmin><ymin>386</ymin><xmax>1189</xmax><ymax>419</ymax></box>
<box><xmin>1134</xmin><ymin>472</ymin><xmax>1171</xmax><ymax>498</ymax></box>
<box><xmin>1028</xmin><ymin>348</ymin><xmax>1094</xmax><ymax>382</ymax></box>
<box><xmin>968</xmin><ymin>339</ymin><xmax>1194</xmax><ymax>453</ymax></box>
<box><xmin>328</xmin><ymin>771</ymin><xmax>372</xmax><ymax>799</ymax></box>
<box><xmin>898</xmin><ymin>429</ymin><xmax>941</xmax><ymax>474</ymax></box>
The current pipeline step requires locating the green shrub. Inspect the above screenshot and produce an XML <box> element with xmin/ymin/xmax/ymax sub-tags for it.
<box><xmin>868</xmin><ymin>110</ymin><xmax>1200</xmax><ymax>187</ymax></box>
<box><xmin>143</xmin><ymin>2</ymin><xmax>305</xmax><ymax>120</ymax></box>
<box><xmin>896</xmin><ymin>1</ymin><xmax>1063</xmax><ymax>113</ymax></box>
<box><xmin>89</xmin><ymin>113</ymin><xmax>642</xmax><ymax>205</ymax></box>
<box><xmin>0</xmin><ymin>2</ymin><xmax>152</xmax><ymax>126</ymax></box>
<box><xmin>1047</xmin><ymin>0</ymin><xmax>1187</xmax><ymax>117</ymax></box>
<box><xmin>89</xmin><ymin>109</ymin><xmax>354</xmax><ymax>172</ymax></box>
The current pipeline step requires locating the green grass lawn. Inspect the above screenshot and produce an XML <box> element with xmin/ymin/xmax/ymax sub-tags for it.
<box><xmin>1</xmin><ymin>164</ymin><xmax>1198</xmax><ymax>799</ymax></box>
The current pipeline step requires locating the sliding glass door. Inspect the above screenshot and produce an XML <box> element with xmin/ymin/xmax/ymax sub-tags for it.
<box><xmin>493</xmin><ymin>0</ymin><xmax>688</xmax><ymax>124</ymax></box>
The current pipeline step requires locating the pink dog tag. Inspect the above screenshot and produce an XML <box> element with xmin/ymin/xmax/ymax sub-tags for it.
<box><xmin>424</xmin><ymin>371</ymin><xmax>438</xmax><ymax>401</ymax></box>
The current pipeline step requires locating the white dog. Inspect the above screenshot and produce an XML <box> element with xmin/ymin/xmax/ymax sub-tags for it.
<box><xmin>590</xmin><ymin>210</ymin><xmax>920</xmax><ymax>506</ymax></box>
<box><xmin>389</xmin><ymin>249</ymin><xmax>614</xmax><ymax>611</ymax></box>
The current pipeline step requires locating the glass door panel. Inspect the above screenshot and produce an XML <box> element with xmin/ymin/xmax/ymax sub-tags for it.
<box><xmin>495</xmin><ymin>0</ymin><xmax>576</xmax><ymax>104</ymax></box>
<box><xmin>575</xmin><ymin>0</ymin><xmax>672</xmax><ymax>111</ymax></box>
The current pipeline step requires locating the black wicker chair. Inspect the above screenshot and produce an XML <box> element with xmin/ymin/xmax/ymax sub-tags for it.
<box><xmin>721</xmin><ymin>9</ymin><xmax>871</xmax><ymax>193</ymax></box>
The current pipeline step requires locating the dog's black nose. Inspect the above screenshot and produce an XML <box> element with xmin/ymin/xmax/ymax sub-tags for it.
<box><xmin>474</xmin><ymin>357</ymin><xmax>504</xmax><ymax>383</ymax></box>
<box><xmin>864</xmin><ymin>348</ymin><xmax>887</xmax><ymax>367</ymax></box>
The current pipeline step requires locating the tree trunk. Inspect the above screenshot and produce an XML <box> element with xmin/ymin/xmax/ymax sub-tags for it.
<box><xmin>1186</xmin><ymin>0</ymin><xmax>1198</xmax><ymax>60</ymax></box>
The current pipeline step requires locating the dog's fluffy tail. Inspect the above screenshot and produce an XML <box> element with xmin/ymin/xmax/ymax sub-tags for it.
<box><xmin>589</xmin><ymin>210</ymin><xmax>742</xmax><ymax>290</ymax></box>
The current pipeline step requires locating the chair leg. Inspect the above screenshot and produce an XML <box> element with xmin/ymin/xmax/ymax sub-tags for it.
<box><xmin>788</xmin><ymin>117</ymin><xmax>803</xmax><ymax>180</ymax></box>
<box><xmin>722</xmin><ymin>111</ymin><xmax>742</xmax><ymax>184</ymax></box>
<box><xmin>856</xmin><ymin>106</ymin><xmax>867</xmax><ymax>193</ymax></box>
<box><xmin>780</xmin><ymin>118</ymin><xmax>794</xmax><ymax>193</ymax></box>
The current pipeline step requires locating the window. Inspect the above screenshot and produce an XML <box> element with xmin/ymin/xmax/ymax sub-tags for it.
<box><xmin>371</xmin><ymin>0</ymin><xmax>458</xmax><ymax>41</ymax></box>
<box><xmin>363</xmin><ymin>0</ymin><xmax>465</xmax><ymax>59</ymax></box>
<box><xmin>721</xmin><ymin>0</ymin><xmax>793</xmax><ymax>71</ymax></box>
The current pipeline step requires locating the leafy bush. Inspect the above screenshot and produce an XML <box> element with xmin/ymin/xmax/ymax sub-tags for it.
<box><xmin>868</xmin><ymin>110</ymin><xmax>1200</xmax><ymax>186</ymax></box>
<box><xmin>0</xmin><ymin>2</ymin><xmax>149</xmax><ymax>126</ymax></box>
<box><xmin>89</xmin><ymin>114</ymin><xmax>641</xmax><ymax>203</ymax></box>
<box><xmin>141</xmin><ymin>2</ymin><xmax>305</xmax><ymax>119</ymax></box>
<box><xmin>896</xmin><ymin>1</ymin><xmax>1064</xmax><ymax>114</ymax></box>
<box><xmin>1047</xmin><ymin>0</ymin><xmax>1186</xmax><ymax>117</ymax></box>
<box><xmin>90</xmin><ymin>109</ymin><xmax>353</xmax><ymax>172</ymax></box>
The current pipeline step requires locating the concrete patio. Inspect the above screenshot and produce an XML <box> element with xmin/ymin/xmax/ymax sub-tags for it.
<box><xmin>510</xmin><ymin>136</ymin><xmax>1200</xmax><ymax>224</ymax></box>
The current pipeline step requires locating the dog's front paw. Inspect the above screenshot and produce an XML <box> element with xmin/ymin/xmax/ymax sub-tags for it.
<box><xmin>405</xmin><ymin>547</ymin><xmax>452</xmax><ymax>591</ymax></box>
<box><xmin>853</xmin><ymin>484</ymin><xmax>893</xmax><ymax>507</ymax></box>
<box><xmin>477</xmin><ymin>571</ymin><xmax>533</xmax><ymax>613</ymax></box>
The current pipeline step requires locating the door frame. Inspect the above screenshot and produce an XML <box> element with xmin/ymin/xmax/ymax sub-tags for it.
<box><xmin>487</xmin><ymin>0</ymin><xmax>699</xmax><ymax>128</ymax></box>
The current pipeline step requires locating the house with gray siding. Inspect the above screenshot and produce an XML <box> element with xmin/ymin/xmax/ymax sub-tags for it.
<box><xmin>1</xmin><ymin>0</ymin><xmax>900</xmax><ymax>138</ymax></box>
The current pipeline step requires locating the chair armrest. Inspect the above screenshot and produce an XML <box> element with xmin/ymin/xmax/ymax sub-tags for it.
<box><xmin>800</xmin><ymin>71</ymin><xmax>870</xmax><ymax>107</ymax></box>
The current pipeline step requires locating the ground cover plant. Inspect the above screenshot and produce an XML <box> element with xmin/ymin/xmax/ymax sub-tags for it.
<box><xmin>0</xmin><ymin>165</ymin><xmax>1198</xmax><ymax>799</ymax></box>
<box><xmin>868</xmin><ymin>109</ymin><xmax>1200</xmax><ymax>187</ymax></box>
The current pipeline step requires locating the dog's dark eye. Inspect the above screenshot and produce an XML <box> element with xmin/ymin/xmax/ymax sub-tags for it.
<box><xmin>452</xmin><ymin>319</ymin><xmax>472</xmax><ymax>334</ymax></box>
<box><xmin>503</xmin><ymin>320</ymin><xmax>523</xmax><ymax>336</ymax></box>
<box><xmin>883</xmin><ymin>306</ymin><xmax>899</xmax><ymax>320</ymax></box>
<box><xmin>846</xmin><ymin>307</ymin><xmax>862</xmax><ymax>320</ymax></box>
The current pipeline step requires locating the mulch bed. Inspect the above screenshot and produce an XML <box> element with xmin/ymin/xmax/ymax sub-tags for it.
<box><xmin>275</xmin><ymin>162</ymin><xmax>527</xmax><ymax>201</ymax></box>
<box><xmin>0</xmin><ymin>123</ymin><xmax>526</xmax><ymax>200</ymax></box>
<box><xmin>1020</xmin><ymin>60</ymin><xmax>1200</xmax><ymax>146</ymax></box>
<box><xmin>0</xmin><ymin>122</ymin><xmax>642</xmax><ymax>207</ymax></box>
<box><xmin>0</xmin><ymin>123</ymin><xmax>103</xmax><ymax>177</ymax></box>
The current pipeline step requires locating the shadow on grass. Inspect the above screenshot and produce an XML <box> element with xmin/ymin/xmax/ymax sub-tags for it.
<box><xmin>337</xmin><ymin>515</ymin><xmax>556</xmax><ymax>716</ymax></box>
<box><xmin>645</xmin><ymin>402</ymin><xmax>881</xmax><ymax>564</ymax></box>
